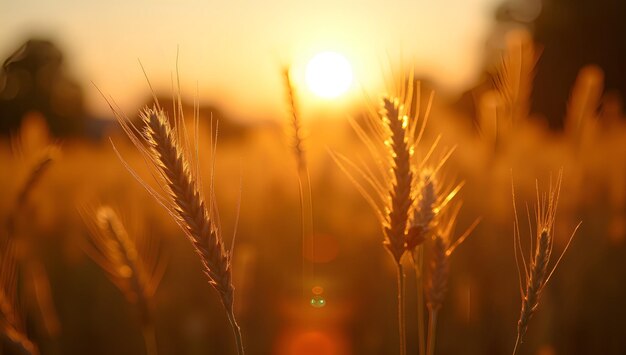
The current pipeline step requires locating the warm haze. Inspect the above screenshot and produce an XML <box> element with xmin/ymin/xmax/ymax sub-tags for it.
<box><xmin>1</xmin><ymin>1</ymin><xmax>625</xmax><ymax>355</ymax></box>
<box><xmin>2</xmin><ymin>0</ymin><xmax>503</xmax><ymax>121</ymax></box>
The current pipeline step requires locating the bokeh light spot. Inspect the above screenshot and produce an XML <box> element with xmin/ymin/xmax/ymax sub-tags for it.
<box><xmin>312</xmin><ymin>286</ymin><xmax>324</xmax><ymax>295</ymax></box>
<box><xmin>310</xmin><ymin>295</ymin><xmax>326</xmax><ymax>308</ymax></box>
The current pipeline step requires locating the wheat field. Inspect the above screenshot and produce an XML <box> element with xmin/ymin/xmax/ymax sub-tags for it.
<box><xmin>1</xmin><ymin>11</ymin><xmax>626</xmax><ymax>355</ymax></box>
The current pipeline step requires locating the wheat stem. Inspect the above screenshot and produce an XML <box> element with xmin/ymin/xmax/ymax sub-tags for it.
<box><xmin>511</xmin><ymin>170</ymin><xmax>578</xmax><ymax>354</ymax></box>
<box><xmin>297</xmin><ymin>167</ymin><xmax>315</xmax><ymax>296</ymax></box>
<box><xmin>112</xmin><ymin>104</ymin><xmax>244</xmax><ymax>354</ymax></box>
<box><xmin>511</xmin><ymin>333</ymin><xmax>521</xmax><ymax>355</ymax></box>
<box><xmin>426</xmin><ymin>236</ymin><xmax>448</xmax><ymax>355</ymax></box>
<box><xmin>142</xmin><ymin>324</ymin><xmax>158</xmax><ymax>355</ymax></box>
<box><xmin>226</xmin><ymin>305</ymin><xmax>245</xmax><ymax>355</ymax></box>
<box><xmin>415</xmin><ymin>256</ymin><xmax>426</xmax><ymax>355</ymax></box>
<box><xmin>282</xmin><ymin>66</ymin><xmax>315</xmax><ymax>296</ymax></box>
<box><xmin>397</xmin><ymin>263</ymin><xmax>407</xmax><ymax>355</ymax></box>
<box><xmin>426</xmin><ymin>309</ymin><xmax>438</xmax><ymax>355</ymax></box>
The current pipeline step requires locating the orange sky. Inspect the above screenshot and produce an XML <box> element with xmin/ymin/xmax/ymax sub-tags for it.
<box><xmin>2</xmin><ymin>0</ymin><xmax>504</xmax><ymax>122</ymax></box>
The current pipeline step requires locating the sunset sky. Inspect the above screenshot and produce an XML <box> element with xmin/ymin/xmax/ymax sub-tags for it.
<box><xmin>2</xmin><ymin>0</ymin><xmax>504</xmax><ymax>121</ymax></box>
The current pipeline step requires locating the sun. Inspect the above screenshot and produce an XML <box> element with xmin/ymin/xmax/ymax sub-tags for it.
<box><xmin>305</xmin><ymin>52</ymin><xmax>353</xmax><ymax>99</ymax></box>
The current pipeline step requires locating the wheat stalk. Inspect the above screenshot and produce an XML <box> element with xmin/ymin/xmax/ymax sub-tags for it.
<box><xmin>406</xmin><ymin>169</ymin><xmax>463</xmax><ymax>252</ymax></box>
<box><xmin>0</xmin><ymin>149</ymin><xmax>58</xmax><ymax>355</ymax></box>
<box><xmin>407</xmin><ymin>171</ymin><xmax>440</xmax><ymax>355</ymax></box>
<box><xmin>381</xmin><ymin>98</ymin><xmax>414</xmax><ymax>265</ymax></box>
<box><xmin>380</xmin><ymin>97</ymin><xmax>418</xmax><ymax>355</ymax></box>
<box><xmin>142</xmin><ymin>107</ymin><xmax>234</xmax><ymax>304</ymax></box>
<box><xmin>0</xmin><ymin>238</ymin><xmax>38</xmax><ymax>355</ymax></box>
<box><xmin>406</xmin><ymin>163</ymin><xmax>466</xmax><ymax>355</ymax></box>
<box><xmin>109</xmin><ymin>100</ymin><xmax>244</xmax><ymax>355</ymax></box>
<box><xmin>482</xmin><ymin>29</ymin><xmax>540</xmax><ymax>158</ymax></box>
<box><xmin>407</xmin><ymin>172</ymin><xmax>436</xmax><ymax>355</ymax></box>
<box><xmin>332</xmin><ymin>94</ymin><xmax>422</xmax><ymax>355</ymax></box>
<box><xmin>421</xmin><ymin>197</ymin><xmax>479</xmax><ymax>355</ymax></box>
<box><xmin>81</xmin><ymin>205</ymin><xmax>165</xmax><ymax>355</ymax></box>
<box><xmin>511</xmin><ymin>170</ymin><xmax>580</xmax><ymax>355</ymax></box>
<box><xmin>282</xmin><ymin>66</ymin><xmax>306</xmax><ymax>172</ymax></box>
<box><xmin>6</xmin><ymin>148</ymin><xmax>57</xmax><ymax>237</ymax></box>
<box><xmin>330</xmin><ymin>68</ymin><xmax>440</xmax><ymax>354</ymax></box>
<box><xmin>281</xmin><ymin>66</ymin><xmax>316</xmax><ymax>298</ymax></box>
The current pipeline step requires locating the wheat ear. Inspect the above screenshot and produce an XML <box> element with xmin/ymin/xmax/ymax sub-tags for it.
<box><xmin>380</xmin><ymin>97</ymin><xmax>414</xmax><ymax>263</ymax></box>
<box><xmin>425</xmin><ymin>235</ymin><xmax>447</xmax><ymax>355</ymax></box>
<box><xmin>0</xmin><ymin>150</ymin><xmax>56</xmax><ymax>354</ymax></box>
<box><xmin>4</xmin><ymin>147</ymin><xmax>61</xmax><ymax>344</ymax></box>
<box><xmin>282</xmin><ymin>67</ymin><xmax>306</xmax><ymax>172</ymax></box>
<box><xmin>111</xmin><ymin>103</ymin><xmax>244</xmax><ymax>355</ymax></box>
<box><xmin>408</xmin><ymin>172</ymin><xmax>437</xmax><ymax>355</ymax></box>
<box><xmin>330</xmin><ymin>95</ymin><xmax>416</xmax><ymax>355</ymax></box>
<box><xmin>0</xmin><ymin>239</ymin><xmax>38</xmax><ymax>355</ymax></box>
<box><xmin>512</xmin><ymin>170</ymin><xmax>580</xmax><ymax>355</ymax></box>
<box><xmin>6</xmin><ymin>148</ymin><xmax>56</xmax><ymax>236</ymax></box>
<box><xmin>423</xmin><ymin>195</ymin><xmax>479</xmax><ymax>355</ymax></box>
<box><xmin>23</xmin><ymin>169</ymin><xmax>62</xmax><ymax>338</ymax></box>
<box><xmin>383</xmin><ymin>97</ymin><xmax>416</xmax><ymax>355</ymax></box>
<box><xmin>408</xmin><ymin>165</ymin><xmax>465</xmax><ymax>355</ymax></box>
<box><xmin>81</xmin><ymin>206</ymin><xmax>165</xmax><ymax>355</ymax></box>
<box><xmin>142</xmin><ymin>108</ymin><xmax>234</xmax><ymax>304</ymax></box>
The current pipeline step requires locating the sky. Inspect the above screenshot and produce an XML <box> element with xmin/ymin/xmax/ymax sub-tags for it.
<box><xmin>2</xmin><ymin>0</ymin><xmax>504</xmax><ymax>122</ymax></box>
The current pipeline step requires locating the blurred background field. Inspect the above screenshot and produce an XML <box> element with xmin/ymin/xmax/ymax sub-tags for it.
<box><xmin>1</xmin><ymin>0</ymin><xmax>626</xmax><ymax>354</ymax></box>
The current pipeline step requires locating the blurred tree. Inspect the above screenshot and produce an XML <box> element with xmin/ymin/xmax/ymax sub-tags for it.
<box><xmin>0</xmin><ymin>39</ymin><xmax>85</xmax><ymax>137</ymax></box>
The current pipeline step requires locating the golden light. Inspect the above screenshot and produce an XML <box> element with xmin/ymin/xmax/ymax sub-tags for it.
<box><xmin>305</xmin><ymin>52</ymin><xmax>353</xmax><ymax>99</ymax></box>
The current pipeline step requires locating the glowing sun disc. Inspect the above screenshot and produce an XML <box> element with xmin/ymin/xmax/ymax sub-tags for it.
<box><xmin>305</xmin><ymin>52</ymin><xmax>353</xmax><ymax>98</ymax></box>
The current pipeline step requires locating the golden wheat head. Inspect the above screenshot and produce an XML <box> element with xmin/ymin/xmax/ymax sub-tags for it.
<box><xmin>107</xmin><ymin>86</ymin><xmax>245</xmax><ymax>354</ymax></box>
